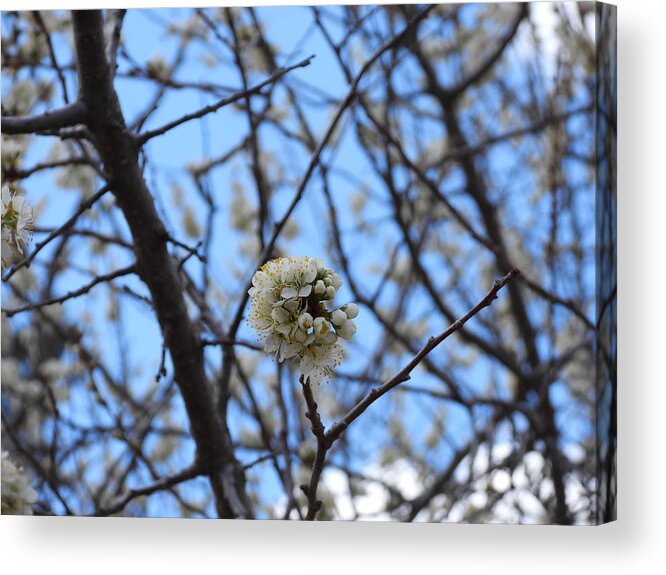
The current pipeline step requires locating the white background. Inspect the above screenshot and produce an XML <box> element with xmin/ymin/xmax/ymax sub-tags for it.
<box><xmin>0</xmin><ymin>0</ymin><xmax>663</xmax><ymax>573</ymax></box>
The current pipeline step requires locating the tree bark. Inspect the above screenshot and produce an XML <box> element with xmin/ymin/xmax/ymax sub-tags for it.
<box><xmin>71</xmin><ymin>9</ymin><xmax>252</xmax><ymax>519</ymax></box>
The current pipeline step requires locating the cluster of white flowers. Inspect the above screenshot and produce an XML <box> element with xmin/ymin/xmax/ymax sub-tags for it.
<box><xmin>1</xmin><ymin>185</ymin><xmax>34</xmax><ymax>268</ymax></box>
<box><xmin>1</xmin><ymin>451</ymin><xmax>36</xmax><ymax>515</ymax></box>
<box><xmin>248</xmin><ymin>256</ymin><xmax>359</xmax><ymax>384</ymax></box>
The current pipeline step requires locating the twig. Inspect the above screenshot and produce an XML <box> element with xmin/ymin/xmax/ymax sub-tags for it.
<box><xmin>227</xmin><ymin>5</ymin><xmax>436</xmax><ymax>340</ymax></box>
<box><xmin>137</xmin><ymin>55</ymin><xmax>315</xmax><ymax>144</ymax></box>
<box><xmin>7</xmin><ymin>157</ymin><xmax>94</xmax><ymax>180</ymax></box>
<box><xmin>449</xmin><ymin>4</ymin><xmax>528</xmax><ymax>96</ymax></box>
<box><xmin>299</xmin><ymin>268</ymin><xmax>519</xmax><ymax>520</ymax></box>
<box><xmin>242</xmin><ymin>452</ymin><xmax>277</xmax><ymax>471</ymax></box>
<box><xmin>94</xmin><ymin>464</ymin><xmax>203</xmax><ymax>517</ymax></box>
<box><xmin>31</xmin><ymin>11</ymin><xmax>70</xmax><ymax>103</ymax></box>
<box><xmin>155</xmin><ymin>339</ymin><xmax>168</xmax><ymax>382</ymax></box>
<box><xmin>2</xmin><ymin>185</ymin><xmax>110</xmax><ymax>281</ymax></box>
<box><xmin>201</xmin><ymin>338</ymin><xmax>263</xmax><ymax>352</ymax></box>
<box><xmin>325</xmin><ymin>268</ymin><xmax>521</xmax><ymax>445</ymax></box>
<box><xmin>299</xmin><ymin>375</ymin><xmax>327</xmax><ymax>520</ymax></box>
<box><xmin>519</xmin><ymin>274</ymin><xmax>594</xmax><ymax>331</ymax></box>
<box><xmin>4</xmin><ymin>264</ymin><xmax>136</xmax><ymax>317</ymax></box>
<box><xmin>106</xmin><ymin>9</ymin><xmax>127</xmax><ymax>79</ymax></box>
<box><xmin>168</xmin><ymin>236</ymin><xmax>206</xmax><ymax>263</ymax></box>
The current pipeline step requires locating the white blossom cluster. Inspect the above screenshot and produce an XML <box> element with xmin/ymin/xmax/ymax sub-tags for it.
<box><xmin>1</xmin><ymin>451</ymin><xmax>36</xmax><ymax>515</ymax></box>
<box><xmin>248</xmin><ymin>256</ymin><xmax>359</xmax><ymax>384</ymax></box>
<box><xmin>1</xmin><ymin>184</ymin><xmax>34</xmax><ymax>268</ymax></box>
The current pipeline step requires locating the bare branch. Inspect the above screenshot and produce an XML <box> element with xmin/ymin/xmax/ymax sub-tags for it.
<box><xmin>137</xmin><ymin>55</ymin><xmax>315</xmax><ymax>144</ymax></box>
<box><xmin>1</xmin><ymin>101</ymin><xmax>86</xmax><ymax>135</ymax></box>
<box><xmin>94</xmin><ymin>464</ymin><xmax>203</xmax><ymax>517</ymax></box>
<box><xmin>2</xmin><ymin>185</ymin><xmax>111</xmax><ymax>282</ymax></box>
<box><xmin>450</xmin><ymin>3</ymin><xmax>528</xmax><ymax>96</ymax></box>
<box><xmin>6</xmin><ymin>157</ymin><xmax>95</xmax><ymax>180</ymax></box>
<box><xmin>520</xmin><ymin>274</ymin><xmax>595</xmax><ymax>331</ymax></box>
<box><xmin>299</xmin><ymin>268</ymin><xmax>519</xmax><ymax>520</ymax></box>
<box><xmin>299</xmin><ymin>376</ymin><xmax>327</xmax><ymax>520</ymax></box>
<box><xmin>226</xmin><ymin>4</ymin><xmax>436</xmax><ymax>340</ymax></box>
<box><xmin>3</xmin><ymin>264</ymin><xmax>136</xmax><ymax>317</ymax></box>
<box><xmin>71</xmin><ymin>9</ymin><xmax>253</xmax><ymax>519</ymax></box>
<box><xmin>31</xmin><ymin>11</ymin><xmax>70</xmax><ymax>103</ymax></box>
<box><xmin>106</xmin><ymin>9</ymin><xmax>127</xmax><ymax>79</ymax></box>
<box><xmin>325</xmin><ymin>268</ymin><xmax>521</xmax><ymax>446</ymax></box>
<box><xmin>201</xmin><ymin>338</ymin><xmax>263</xmax><ymax>352</ymax></box>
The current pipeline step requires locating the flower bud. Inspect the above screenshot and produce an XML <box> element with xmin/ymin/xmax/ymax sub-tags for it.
<box><xmin>325</xmin><ymin>286</ymin><xmax>336</xmax><ymax>300</ymax></box>
<box><xmin>331</xmin><ymin>273</ymin><xmax>343</xmax><ymax>290</ymax></box>
<box><xmin>330</xmin><ymin>309</ymin><xmax>347</xmax><ymax>326</ymax></box>
<box><xmin>314</xmin><ymin>280</ymin><xmax>326</xmax><ymax>295</ymax></box>
<box><xmin>337</xmin><ymin>319</ymin><xmax>357</xmax><ymax>340</ymax></box>
<box><xmin>342</xmin><ymin>303</ymin><xmax>359</xmax><ymax>319</ymax></box>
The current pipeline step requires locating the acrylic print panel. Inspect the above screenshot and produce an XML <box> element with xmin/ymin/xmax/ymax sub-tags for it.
<box><xmin>0</xmin><ymin>2</ymin><xmax>616</xmax><ymax>524</ymax></box>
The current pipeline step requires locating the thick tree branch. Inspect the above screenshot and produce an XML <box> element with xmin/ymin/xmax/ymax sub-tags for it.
<box><xmin>1</xmin><ymin>101</ymin><xmax>86</xmax><ymax>135</ymax></box>
<box><xmin>71</xmin><ymin>9</ymin><xmax>252</xmax><ymax>519</ymax></box>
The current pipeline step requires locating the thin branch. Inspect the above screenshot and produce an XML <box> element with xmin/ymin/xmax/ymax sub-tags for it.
<box><xmin>4</xmin><ymin>264</ymin><xmax>136</xmax><ymax>317</ymax></box>
<box><xmin>299</xmin><ymin>268</ymin><xmax>519</xmax><ymax>521</ymax></box>
<box><xmin>299</xmin><ymin>375</ymin><xmax>327</xmax><ymax>520</ymax></box>
<box><xmin>450</xmin><ymin>3</ymin><xmax>528</xmax><ymax>96</ymax></box>
<box><xmin>106</xmin><ymin>9</ymin><xmax>127</xmax><ymax>79</ymax></box>
<box><xmin>325</xmin><ymin>268</ymin><xmax>521</xmax><ymax>446</ymax></box>
<box><xmin>167</xmin><ymin>235</ymin><xmax>206</xmax><ymax>263</ymax></box>
<box><xmin>94</xmin><ymin>464</ymin><xmax>203</xmax><ymax>517</ymax></box>
<box><xmin>1</xmin><ymin>414</ymin><xmax>74</xmax><ymax>515</ymax></box>
<box><xmin>520</xmin><ymin>274</ymin><xmax>594</xmax><ymax>331</ymax></box>
<box><xmin>201</xmin><ymin>338</ymin><xmax>263</xmax><ymax>352</ymax></box>
<box><xmin>227</xmin><ymin>4</ymin><xmax>436</xmax><ymax>339</ymax></box>
<box><xmin>31</xmin><ymin>11</ymin><xmax>70</xmax><ymax>103</ymax></box>
<box><xmin>2</xmin><ymin>185</ymin><xmax>110</xmax><ymax>281</ymax></box>
<box><xmin>7</xmin><ymin>157</ymin><xmax>94</xmax><ymax>180</ymax></box>
<box><xmin>243</xmin><ymin>452</ymin><xmax>277</xmax><ymax>471</ymax></box>
<box><xmin>137</xmin><ymin>55</ymin><xmax>315</xmax><ymax>144</ymax></box>
<box><xmin>440</xmin><ymin>104</ymin><xmax>593</xmax><ymax>164</ymax></box>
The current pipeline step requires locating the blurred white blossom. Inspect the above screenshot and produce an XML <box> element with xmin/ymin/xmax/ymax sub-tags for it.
<box><xmin>248</xmin><ymin>256</ymin><xmax>358</xmax><ymax>384</ymax></box>
<box><xmin>1</xmin><ymin>452</ymin><xmax>36</xmax><ymax>515</ymax></box>
<box><xmin>1</xmin><ymin>184</ymin><xmax>34</xmax><ymax>268</ymax></box>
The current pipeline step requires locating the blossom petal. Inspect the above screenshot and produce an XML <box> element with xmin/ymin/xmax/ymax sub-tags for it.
<box><xmin>281</xmin><ymin>286</ymin><xmax>298</xmax><ymax>299</ymax></box>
